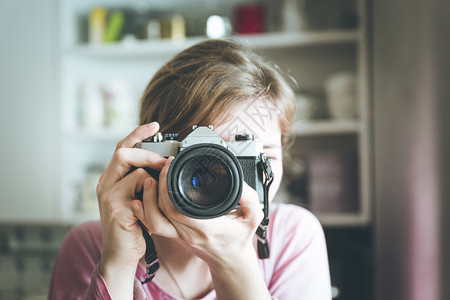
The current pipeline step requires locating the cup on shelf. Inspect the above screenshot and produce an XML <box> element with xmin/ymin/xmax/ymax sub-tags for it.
<box><xmin>146</xmin><ymin>19</ymin><xmax>161</xmax><ymax>40</ymax></box>
<box><xmin>89</xmin><ymin>7</ymin><xmax>107</xmax><ymax>44</ymax></box>
<box><xmin>81</xmin><ymin>164</ymin><xmax>105</xmax><ymax>213</ymax></box>
<box><xmin>78</xmin><ymin>82</ymin><xmax>105</xmax><ymax>131</ymax></box>
<box><xmin>325</xmin><ymin>72</ymin><xmax>358</xmax><ymax>120</ymax></box>
<box><xmin>281</xmin><ymin>0</ymin><xmax>307</xmax><ymax>32</ymax></box>
<box><xmin>160</xmin><ymin>14</ymin><xmax>186</xmax><ymax>40</ymax></box>
<box><xmin>103</xmin><ymin>79</ymin><xmax>137</xmax><ymax>129</ymax></box>
<box><xmin>295</xmin><ymin>90</ymin><xmax>328</xmax><ymax>121</ymax></box>
<box><xmin>234</xmin><ymin>3</ymin><xmax>265</xmax><ymax>34</ymax></box>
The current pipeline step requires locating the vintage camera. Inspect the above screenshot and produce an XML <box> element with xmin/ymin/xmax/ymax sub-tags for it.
<box><xmin>136</xmin><ymin>125</ymin><xmax>266</xmax><ymax>219</ymax></box>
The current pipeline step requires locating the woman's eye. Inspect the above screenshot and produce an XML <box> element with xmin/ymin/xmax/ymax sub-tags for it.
<box><xmin>265</xmin><ymin>155</ymin><xmax>279</xmax><ymax>162</ymax></box>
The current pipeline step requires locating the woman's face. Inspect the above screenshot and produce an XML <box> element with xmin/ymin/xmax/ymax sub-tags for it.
<box><xmin>213</xmin><ymin>100</ymin><xmax>283</xmax><ymax>201</ymax></box>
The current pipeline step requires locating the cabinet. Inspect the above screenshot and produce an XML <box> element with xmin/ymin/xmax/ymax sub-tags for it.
<box><xmin>58</xmin><ymin>0</ymin><xmax>370</xmax><ymax>227</ymax></box>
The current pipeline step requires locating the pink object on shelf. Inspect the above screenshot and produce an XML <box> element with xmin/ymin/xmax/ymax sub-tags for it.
<box><xmin>234</xmin><ymin>3</ymin><xmax>265</xmax><ymax>34</ymax></box>
<box><xmin>307</xmin><ymin>151</ymin><xmax>359</xmax><ymax>213</ymax></box>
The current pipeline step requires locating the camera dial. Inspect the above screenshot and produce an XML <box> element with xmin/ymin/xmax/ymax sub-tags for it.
<box><xmin>163</xmin><ymin>133</ymin><xmax>179</xmax><ymax>140</ymax></box>
<box><xmin>235</xmin><ymin>134</ymin><xmax>254</xmax><ymax>141</ymax></box>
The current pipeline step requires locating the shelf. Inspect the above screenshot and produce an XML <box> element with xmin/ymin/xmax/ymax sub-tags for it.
<box><xmin>63</xmin><ymin>30</ymin><xmax>359</xmax><ymax>57</ymax></box>
<box><xmin>289</xmin><ymin>119</ymin><xmax>361</xmax><ymax>136</ymax></box>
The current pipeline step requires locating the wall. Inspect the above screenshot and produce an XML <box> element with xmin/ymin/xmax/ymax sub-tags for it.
<box><xmin>373</xmin><ymin>0</ymin><xmax>450</xmax><ymax>299</ymax></box>
<box><xmin>0</xmin><ymin>0</ymin><xmax>57</xmax><ymax>221</ymax></box>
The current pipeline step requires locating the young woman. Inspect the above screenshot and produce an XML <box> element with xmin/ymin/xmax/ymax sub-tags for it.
<box><xmin>49</xmin><ymin>39</ymin><xmax>331</xmax><ymax>300</ymax></box>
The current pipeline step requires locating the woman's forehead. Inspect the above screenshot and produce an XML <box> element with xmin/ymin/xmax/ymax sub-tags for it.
<box><xmin>213</xmin><ymin>100</ymin><xmax>281</xmax><ymax>144</ymax></box>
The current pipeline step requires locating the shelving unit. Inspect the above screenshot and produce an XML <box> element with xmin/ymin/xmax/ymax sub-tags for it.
<box><xmin>58</xmin><ymin>0</ymin><xmax>370</xmax><ymax>227</ymax></box>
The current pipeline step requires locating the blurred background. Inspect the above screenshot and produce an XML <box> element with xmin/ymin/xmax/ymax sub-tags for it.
<box><xmin>0</xmin><ymin>0</ymin><xmax>449</xmax><ymax>299</ymax></box>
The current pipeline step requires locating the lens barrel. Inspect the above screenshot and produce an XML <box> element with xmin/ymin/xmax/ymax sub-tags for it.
<box><xmin>167</xmin><ymin>144</ymin><xmax>243</xmax><ymax>219</ymax></box>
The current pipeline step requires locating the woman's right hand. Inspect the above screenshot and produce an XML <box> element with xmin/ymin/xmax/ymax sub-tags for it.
<box><xmin>95</xmin><ymin>122</ymin><xmax>166</xmax><ymax>299</ymax></box>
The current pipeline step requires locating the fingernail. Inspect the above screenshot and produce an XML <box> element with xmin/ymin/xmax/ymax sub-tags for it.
<box><xmin>132</xmin><ymin>202</ymin><xmax>141</xmax><ymax>211</ymax></box>
<box><xmin>165</xmin><ymin>157</ymin><xmax>173</xmax><ymax>166</ymax></box>
<box><xmin>161</xmin><ymin>159</ymin><xmax>167</xmax><ymax>167</ymax></box>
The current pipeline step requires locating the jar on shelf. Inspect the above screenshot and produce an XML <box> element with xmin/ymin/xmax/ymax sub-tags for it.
<box><xmin>103</xmin><ymin>79</ymin><xmax>138</xmax><ymax>129</ymax></box>
<box><xmin>280</xmin><ymin>0</ymin><xmax>306</xmax><ymax>32</ymax></box>
<box><xmin>78</xmin><ymin>82</ymin><xmax>105</xmax><ymax>130</ymax></box>
<box><xmin>295</xmin><ymin>90</ymin><xmax>328</xmax><ymax>121</ymax></box>
<box><xmin>234</xmin><ymin>3</ymin><xmax>265</xmax><ymax>34</ymax></box>
<box><xmin>81</xmin><ymin>164</ymin><xmax>105</xmax><ymax>213</ymax></box>
<box><xmin>325</xmin><ymin>72</ymin><xmax>358</xmax><ymax>120</ymax></box>
<box><xmin>88</xmin><ymin>7</ymin><xmax>107</xmax><ymax>44</ymax></box>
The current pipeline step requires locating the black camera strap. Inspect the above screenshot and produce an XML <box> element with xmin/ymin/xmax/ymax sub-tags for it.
<box><xmin>256</xmin><ymin>153</ymin><xmax>274</xmax><ymax>259</ymax></box>
<box><xmin>140</xmin><ymin>221</ymin><xmax>160</xmax><ymax>284</ymax></box>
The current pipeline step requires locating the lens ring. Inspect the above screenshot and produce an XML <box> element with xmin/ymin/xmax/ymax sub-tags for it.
<box><xmin>167</xmin><ymin>144</ymin><xmax>243</xmax><ymax>219</ymax></box>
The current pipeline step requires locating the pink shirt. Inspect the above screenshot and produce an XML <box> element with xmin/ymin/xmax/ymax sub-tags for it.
<box><xmin>49</xmin><ymin>204</ymin><xmax>331</xmax><ymax>299</ymax></box>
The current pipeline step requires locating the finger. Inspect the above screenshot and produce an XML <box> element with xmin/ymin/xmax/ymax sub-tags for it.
<box><xmin>238</xmin><ymin>182</ymin><xmax>264</xmax><ymax>223</ymax></box>
<box><xmin>158</xmin><ymin>156</ymin><xmax>174</xmax><ymax>187</ymax></box>
<box><xmin>131</xmin><ymin>200</ymin><xmax>148</xmax><ymax>229</ymax></box>
<box><xmin>116</xmin><ymin>167</ymin><xmax>151</xmax><ymax>199</ymax></box>
<box><xmin>101</xmin><ymin>148</ymin><xmax>166</xmax><ymax>188</ymax></box>
<box><xmin>116</xmin><ymin>122</ymin><xmax>159</xmax><ymax>150</ymax></box>
<box><xmin>133</xmin><ymin>178</ymin><xmax>179</xmax><ymax>239</ymax></box>
<box><xmin>157</xmin><ymin>157</ymin><xmax>178</xmax><ymax>217</ymax></box>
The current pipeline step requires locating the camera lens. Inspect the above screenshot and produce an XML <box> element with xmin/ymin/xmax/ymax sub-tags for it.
<box><xmin>167</xmin><ymin>144</ymin><xmax>243</xmax><ymax>219</ymax></box>
<box><xmin>179</xmin><ymin>155</ymin><xmax>230</xmax><ymax>206</ymax></box>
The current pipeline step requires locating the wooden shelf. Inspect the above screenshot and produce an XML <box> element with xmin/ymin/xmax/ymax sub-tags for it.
<box><xmin>63</xmin><ymin>30</ymin><xmax>359</xmax><ymax>57</ymax></box>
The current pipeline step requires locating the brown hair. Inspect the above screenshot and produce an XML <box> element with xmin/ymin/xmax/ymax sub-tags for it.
<box><xmin>139</xmin><ymin>39</ymin><xmax>296</xmax><ymax>141</ymax></box>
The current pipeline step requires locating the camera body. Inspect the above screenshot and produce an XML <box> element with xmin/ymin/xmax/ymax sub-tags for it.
<box><xmin>136</xmin><ymin>125</ymin><xmax>265</xmax><ymax>219</ymax></box>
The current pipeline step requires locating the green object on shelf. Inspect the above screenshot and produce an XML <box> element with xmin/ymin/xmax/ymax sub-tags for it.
<box><xmin>104</xmin><ymin>10</ymin><xmax>124</xmax><ymax>43</ymax></box>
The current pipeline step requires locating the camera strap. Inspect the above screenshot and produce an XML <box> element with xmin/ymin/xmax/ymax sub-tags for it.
<box><xmin>140</xmin><ymin>221</ymin><xmax>160</xmax><ymax>284</ymax></box>
<box><xmin>256</xmin><ymin>153</ymin><xmax>274</xmax><ymax>259</ymax></box>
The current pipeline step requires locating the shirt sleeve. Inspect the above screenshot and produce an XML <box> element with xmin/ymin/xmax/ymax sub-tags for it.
<box><xmin>48</xmin><ymin>221</ymin><xmax>112</xmax><ymax>300</ymax></box>
<box><xmin>264</xmin><ymin>204</ymin><xmax>332</xmax><ymax>300</ymax></box>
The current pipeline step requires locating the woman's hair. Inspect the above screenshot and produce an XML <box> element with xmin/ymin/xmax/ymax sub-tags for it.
<box><xmin>139</xmin><ymin>39</ymin><xmax>296</xmax><ymax>141</ymax></box>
